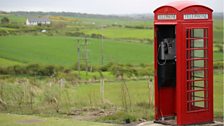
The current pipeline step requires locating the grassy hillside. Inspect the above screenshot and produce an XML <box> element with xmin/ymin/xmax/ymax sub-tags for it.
<box><xmin>0</xmin><ymin>35</ymin><xmax>154</xmax><ymax>66</ymax></box>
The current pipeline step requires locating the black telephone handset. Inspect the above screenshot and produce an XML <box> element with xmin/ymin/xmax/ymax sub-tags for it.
<box><xmin>158</xmin><ymin>38</ymin><xmax>176</xmax><ymax>64</ymax></box>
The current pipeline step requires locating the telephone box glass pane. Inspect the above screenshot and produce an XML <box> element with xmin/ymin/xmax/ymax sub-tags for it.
<box><xmin>186</xmin><ymin>28</ymin><xmax>208</xmax><ymax>112</ymax></box>
<box><xmin>192</xmin><ymin>39</ymin><xmax>205</xmax><ymax>48</ymax></box>
<box><xmin>187</xmin><ymin>50</ymin><xmax>207</xmax><ymax>59</ymax></box>
<box><xmin>192</xmin><ymin>50</ymin><xmax>207</xmax><ymax>58</ymax></box>
<box><xmin>192</xmin><ymin>60</ymin><xmax>207</xmax><ymax>68</ymax></box>
<box><xmin>192</xmin><ymin>29</ymin><xmax>204</xmax><ymax>38</ymax></box>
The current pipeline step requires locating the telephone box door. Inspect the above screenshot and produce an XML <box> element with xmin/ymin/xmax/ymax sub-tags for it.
<box><xmin>180</xmin><ymin>23</ymin><xmax>213</xmax><ymax>124</ymax></box>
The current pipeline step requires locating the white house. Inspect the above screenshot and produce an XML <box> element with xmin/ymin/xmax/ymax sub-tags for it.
<box><xmin>26</xmin><ymin>17</ymin><xmax>51</xmax><ymax>26</ymax></box>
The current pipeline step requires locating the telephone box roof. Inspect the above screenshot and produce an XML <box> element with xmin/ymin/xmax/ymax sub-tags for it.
<box><xmin>154</xmin><ymin>1</ymin><xmax>213</xmax><ymax>12</ymax></box>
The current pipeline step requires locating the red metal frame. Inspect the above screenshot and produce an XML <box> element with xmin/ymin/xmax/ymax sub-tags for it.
<box><xmin>154</xmin><ymin>1</ymin><xmax>213</xmax><ymax>125</ymax></box>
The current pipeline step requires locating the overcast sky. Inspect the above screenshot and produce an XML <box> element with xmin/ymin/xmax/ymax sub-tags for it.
<box><xmin>0</xmin><ymin>0</ymin><xmax>223</xmax><ymax>14</ymax></box>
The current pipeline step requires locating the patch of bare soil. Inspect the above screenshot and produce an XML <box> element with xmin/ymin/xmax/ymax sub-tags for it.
<box><xmin>68</xmin><ymin>107</ymin><xmax>117</xmax><ymax>121</ymax></box>
<box><xmin>215</xmin><ymin>117</ymin><xmax>224</xmax><ymax>122</ymax></box>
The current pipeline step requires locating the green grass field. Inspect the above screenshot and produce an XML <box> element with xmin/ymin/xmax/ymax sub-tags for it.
<box><xmin>0</xmin><ymin>14</ymin><xmax>26</xmax><ymax>24</ymax></box>
<box><xmin>213</xmin><ymin>19</ymin><xmax>223</xmax><ymax>43</ymax></box>
<box><xmin>81</xmin><ymin>17</ymin><xmax>152</xmax><ymax>26</ymax></box>
<box><xmin>0</xmin><ymin>27</ymin><xmax>17</xmax><ymax>31</ymax></box>
<box><xmin>0</xmin><ymin>113</ymin><xmax>114</xmax><ymax>126</ymax></box>
<box><xmin>0</xmin><ymin>14</ymin><xmax>222</xmax><ymax>67</ymax></box>
<box><xmin>0</xmin><ymin>58</ymin><xmax>23</xmax><ymax>67</ymax></box>
<box><xmin>214</xmin><ymin>72</ymin><xmax>224</xmax><ymax>116</ymax></box>
<box><xmin>0</xmin><ymin>35</ymin><xmax>154</xmax><ymax>66</ymax></box>
<box><xmin>82</xmin><ymin>27</ymin><xmax>153</xmax><ymax>39</ymax></box>
<box><xmin>0</xmin><ymin>35</ymin><xmax>222</xmax><ymax>67</ymax></box>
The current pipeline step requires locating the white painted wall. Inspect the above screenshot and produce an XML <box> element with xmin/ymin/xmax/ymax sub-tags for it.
<box><xmin>26</xmin><ymin>19</ymin><xmax>51</xmax><ymax>26</ymax></box>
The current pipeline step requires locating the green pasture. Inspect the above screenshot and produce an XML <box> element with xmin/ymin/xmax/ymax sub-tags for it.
<box><xmin>81</xmin><ymin>17</ymin><xmax>152</xmax><ymax>26</ymax></box>
<box><xmin>0</xmin><ymin>27</ymin><xmax>17</xmax><ymax>31</ymax></box>
<box><xmin>82</xmin><ymin>27</ymin><xmax>153</xmax><ymax>39</ymax></box>
<box><xmin>0</xmin><ymin>35</ymin><xmax>154</xmax><ymax>66</ymax></box>
<box><xmin>213</xmin><ymin>19</ymin><xmax>223</xmax><ymax>43</ymax></box>
<box><xmin>0</xmin><ymin>35</ymin><xmax>222</xmax><ymax>67</ymax></box>
<box><xmin>0</xmin><ymin>58</ymin><xmax>23</xmax><ymax>67</ymax></box>
<box><xmin>0</xmin><ymin>14</ymin><xmax>26</xmax><ymax>24</ymax></box>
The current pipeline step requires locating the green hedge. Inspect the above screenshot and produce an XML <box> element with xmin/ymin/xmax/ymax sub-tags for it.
<box><xmin>0</xmin><ymin>64</ymin><xmax>64</xmax><ymax>76</ymax></box>
<box><xmin>0</xmin><ymin>63</ymin><xmax>154</xmax><ymax>78</ymax></box>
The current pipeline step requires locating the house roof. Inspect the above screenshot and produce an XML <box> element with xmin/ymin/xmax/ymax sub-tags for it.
<box><xmin>154</xmin><ymin>1</ymin><xmax>213</xmax><ymax>12</ymax></box>
<box><xmin>27</xmin><ymin>17</ymin><xmax>50</xmax><ymax>22</ymax></box>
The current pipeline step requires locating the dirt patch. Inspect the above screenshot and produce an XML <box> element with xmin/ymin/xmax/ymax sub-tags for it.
<box><xmin>215</xmin><ymin>117</ymin><xmax>224</xmax><ymax>122</ymax></box>
<box><xmin>68</xmin><ymin>107</ymin><xmax>117</xmax><ymax>121</ymax></box>
<box><xmin>17</xmin><ymin>119</ymin><xmax>45</xmax><ymax>124</ymax></box>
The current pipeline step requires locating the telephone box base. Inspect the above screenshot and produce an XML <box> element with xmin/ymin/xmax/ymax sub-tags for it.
<box><xmin>137</xmin><ymin>121</ymin><xmax>224</xmax><ymax>126</ymax></box>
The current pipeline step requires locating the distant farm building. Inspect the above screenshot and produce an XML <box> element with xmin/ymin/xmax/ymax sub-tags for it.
<box><xmin>26</xmin><ymin>17</ymin><xmax>51</xmax><ymax>26</ymax></box>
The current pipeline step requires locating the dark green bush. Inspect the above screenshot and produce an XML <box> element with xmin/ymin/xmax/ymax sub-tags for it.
<box><xmin>214</xmin><ymin>61</ymin><xmax>224</xmax><ymax>69</ymax></box>
<box><xmin>0</xmin><ymin>30</ymin><xmax>9</xmax><ymax>36</ymax></box>
<box><xmin>0</xmin><ymin>63</ymin><xmax>154</xmax><ymax>78</ymax></box>
<box><xmin>110</xmin><ymin>64</ymin><xmax>126</xmax><ymax>77</ymax></box>
<box><xmin>38</xmin><ymin>65</ymin><xmax>55</xmax><ymax>76</ymax></box>
<box><xmin>13</xmin><ymin>65</ymin><xmax>26</xmax><ymax>74</ymax></box>
<box><xmin>0</xmin><ymin>64</ymin><xmax>64</xmax><ymax>76</ymax></box>
<box><xmin>1</xmin><ymin>17</ymin><xmax>10</xmax><ymax>24</ymax></box>
<box><xmin>125</xmin><ymin>25</ymin><xmax>145</xmax><ymax>29</ymax></box>
<box><xmin>90</xmin><ymin>65</ymin><xmax>100</xmax><ymax>72</ymax></box>
<box><xmin>100</xmin><ymin>62</ymin><xmax>114</xmax><ymax>72</ymax></box>
<box><xmin>216</xmin><ymin>44</ymin><xmax>224</xmax><ymax>53</ymax></box>
<box><xmin>91</xmin><ymin>33</ymin><xmax>104</xmax><ymax>38</ymax></box>
<box><xmin>25</xmin><ymin>64</ymin><xmax>41</xmax><ymax>76</ymax></box>
<box><xmin>97</xmin><ymin>111</ymin><xmax>137</xmax><ymax>124</ymax></box>
<box><xmin>65</xmin><ymin>32</ymin><xmax>87</xmax><ymax>37</ymax></box>
<box><xmin>0</xmin><ymin>67</ymin><xmax>8</xmax><ymax>74</ymax></box>
<box><xmin>0</xmin><ymin>23</ymin><xmax>20</xmax><ymax>29</ymax></box>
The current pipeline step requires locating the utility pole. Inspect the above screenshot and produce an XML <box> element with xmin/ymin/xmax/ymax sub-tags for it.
<box><xmin>84</xmin><ymin>37</ymin><xmax>88</xmax><ymax>78</ymax></box>
<box><xmin>100</xmin><ymin>30</ymin><xmax>104</xmax><ymax>66</ymax></box>
<box><xmin>100</xmin><ymin>72</ymin><xmax>104</xmax><ymax>103</ymax></box>
<box><xmin>100</xmin><ymin>25</ymin><xmax>104</xmax><ymax>103</ymax></box>
<box><xmin>77</xmin><ymin>39</ymin><xmax>80</xmax><ymax>76</ymax></box>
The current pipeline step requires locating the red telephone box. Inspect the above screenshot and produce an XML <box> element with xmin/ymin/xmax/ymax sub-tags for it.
<box><xmin>154</xmin><ymin>1</ymin><xmax>213</xmax><ymax>125</ymax></box>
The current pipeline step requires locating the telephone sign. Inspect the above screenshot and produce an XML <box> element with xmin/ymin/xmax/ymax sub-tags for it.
<box><xmin>158</xmin><ymin>14</ymin><xmax>176</xmax><ymax>20</ymax></box>
<box><xmin>184</xmin><ymin>14</ymin><xmax>208</xmax><ymax>19</ymax></box>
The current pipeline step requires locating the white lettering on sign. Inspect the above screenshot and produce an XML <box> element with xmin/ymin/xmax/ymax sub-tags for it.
<box><xmin>184</xmin><ymin>14</ymin><xmax>208</xmax><ymax>20</ymax></box>
<box><xmin>158</xmin><ymin>14</ymin><xmax>176</xmax><ymax>20</ymax></box>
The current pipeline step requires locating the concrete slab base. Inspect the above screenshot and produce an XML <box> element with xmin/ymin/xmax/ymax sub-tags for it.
<box><xmin>136</xmin><ymin>121</ymin><xmax>224</xmax><ymax>126</ymax></box>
